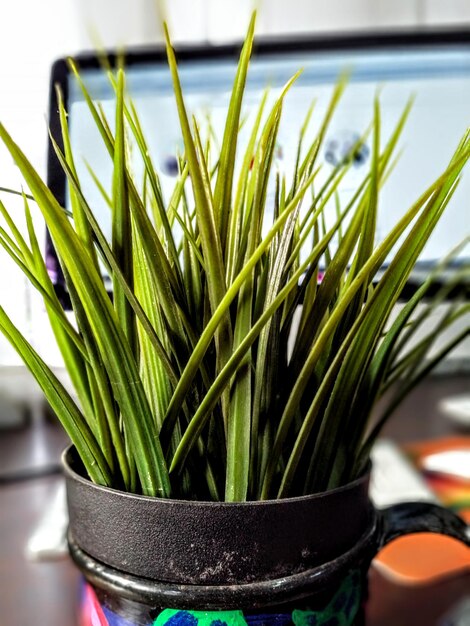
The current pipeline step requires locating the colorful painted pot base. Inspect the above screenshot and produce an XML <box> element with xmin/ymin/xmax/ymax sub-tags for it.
<box><xmin>80</xmin><ymin>570</ymin><xmax>363</xmax><ymax>626</ymax></box>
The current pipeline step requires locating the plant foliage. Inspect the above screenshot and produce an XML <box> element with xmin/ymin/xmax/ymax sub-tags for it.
<box><xmin>0</xmin><ymin>15</ymin><xmax>468</xmax><ymax>500</ymax></box>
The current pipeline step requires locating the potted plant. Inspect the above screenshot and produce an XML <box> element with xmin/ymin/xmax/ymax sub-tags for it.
<box><xmin>0</xmin><ymin>14</ymin><xmax>468</xmax><ymax>626</ymax></box>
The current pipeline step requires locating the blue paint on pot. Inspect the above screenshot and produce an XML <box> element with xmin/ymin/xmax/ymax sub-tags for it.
<box><xmin>103</xmin><ymin>606</ymin><xmax>136</xmax><ymax>626</ymax></box>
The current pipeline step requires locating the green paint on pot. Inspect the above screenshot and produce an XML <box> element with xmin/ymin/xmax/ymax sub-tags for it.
<box><xmin>154</xmin><ymin>609</ymin><xmax>248</xmax><ymax>626</ymax></box>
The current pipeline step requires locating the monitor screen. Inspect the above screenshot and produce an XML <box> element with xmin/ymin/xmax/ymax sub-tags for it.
<box><xmin>47</xmin><ymin>32</ymin><xmax>470</xmax><ymax>296</ymax></box>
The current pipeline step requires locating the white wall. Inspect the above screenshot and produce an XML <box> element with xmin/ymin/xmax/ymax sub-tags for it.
<box><xmin>0</xmin><ymin>0</ymin><xmax>469</xmax><ymax>367</ymax></box>
<box><xmin>0</xmin><ymin>0</ymin><xmax>81</xmax><ymax>365</ymax></box>
<box><xmin>66</xmin><ymin>0</ymin><xmax>470</xmax><ymax>47</ymax></box>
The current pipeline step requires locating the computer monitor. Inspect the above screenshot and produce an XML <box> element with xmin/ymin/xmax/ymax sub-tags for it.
<box><xmin>47</xmin><ymin>30</ymin><xmax>470</xmax><ymax>301</ymax></box>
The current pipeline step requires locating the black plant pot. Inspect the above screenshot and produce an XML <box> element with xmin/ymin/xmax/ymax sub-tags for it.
<box><xmin>63</xmin><ymin>446</ymin><xmax>469</xmax><ymax>626</ymax></box>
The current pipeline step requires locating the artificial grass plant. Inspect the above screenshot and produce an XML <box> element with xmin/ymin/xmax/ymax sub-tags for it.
<box><xmin>0</xmin><ymin>15</ymin><xmax>469</xmax><ymax>501</ymax></box>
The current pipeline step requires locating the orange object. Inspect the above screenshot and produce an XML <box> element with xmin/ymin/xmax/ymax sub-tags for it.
<box><xmin>374</xmin><ymin>436</ymin><xmax>470</xmax><ymax>585</ymax></box>
<box><xmin>374</xmin><ymin>533</ymin><xmax>470</xmax><ymax>585</ymax></box>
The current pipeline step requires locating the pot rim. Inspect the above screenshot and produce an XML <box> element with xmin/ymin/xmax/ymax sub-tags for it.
<box><xmin>62</xmin><ymin>444</ymin><xmax>370</xmax><ymax>505</ymax></box>
<box><xmin>64</xmin><ymin>444</ymin><xmax>374</xmax><ymax>587</ymax></box>
<box><xmin>68</xmin><ymin>519</ymin><xmax>378</xmax><ymax>609</ymax></box>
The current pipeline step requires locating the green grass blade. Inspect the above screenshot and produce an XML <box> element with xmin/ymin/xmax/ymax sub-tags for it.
<box><xmin>0</xmin><ymin>307</ymin><xmax>113</xmax><ymax>486</ymax></box>
<box><xmin>68</xmin><ymin>59</ymin><xmax>114</xmax><ymax>154</ymax></box>
<box><xmin>213</xmin><ymin>12</ymin><xmax>256</xmax><ymax>251</ymax></box>
<box><xmin>112</xmin><ymin>69</ymin><xmax>135</xmax><ymax>347</ymax></box>
<box><xmin>251</xmin><ymin>206</ymin><xmax>300</xmax><ymax>495</ymax></box>
<box><xmin>164</xmin><ymin>24</ymin><xmax>230</xmax><ymax>330</ymax></box>
<box><xmin>56</xmin><ymin>87</ymin><xmax>98</xmax><ymax>265</ymax></box>
<box><xmin>126</xmin><ymin>98</ymin><xmax>184</xmax><ymax>282</ymax></box>
<box><xmin>224</xmin><ymin>94</ymin><xmax>286</xmax><ymax>500</ymax></box>
<box><xmin>225</xmin><ymin>279</ymin><xmax>253</xmax><ymax>501</ymax></box>
<box><xmin>132</xmin><ymin>220</ymin><xmax>172</xmax><ymax>431</ymax></box>
<box><xmin>23</xmin><ymin>195</ymin><xmax>97</xmax><ymax>426</ymax></box>
<box><xmin>226</xmin><ymin>89</ymin><xmax>269</xmax><ymax>285</ymax></box>
<box><xmin>84</xmin><ymin>160</ymin><xmax>113</xmax><ymax>208</ymax></box>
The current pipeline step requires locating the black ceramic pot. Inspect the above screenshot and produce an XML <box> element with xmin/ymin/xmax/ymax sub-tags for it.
<box><xmin>63</xmin><ymin>447</ymin><xmax>469</xmax><ymax>626</ymax></box>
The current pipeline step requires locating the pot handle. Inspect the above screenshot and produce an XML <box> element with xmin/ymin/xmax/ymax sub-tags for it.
<box><xmin>378</xmin><ymin>501</ymin><xmax>470</xmax><ymax>549</ymax></box>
